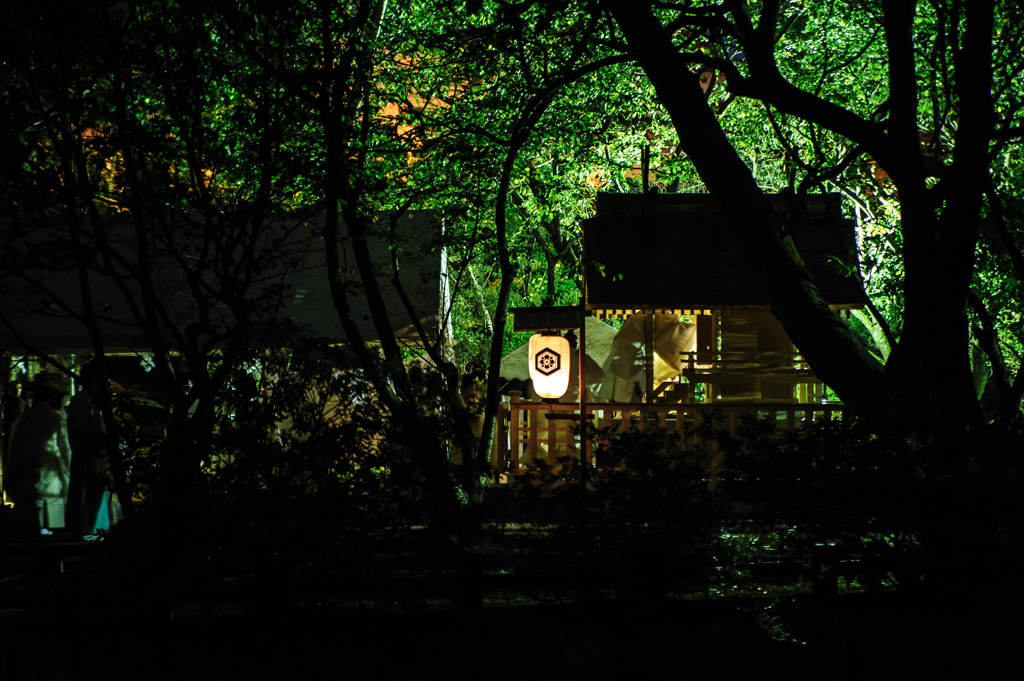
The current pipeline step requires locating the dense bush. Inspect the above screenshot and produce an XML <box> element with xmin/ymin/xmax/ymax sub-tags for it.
<box><xmin>110</xmin><ymin>343</ymin><xmax>467</xmax><ymax>585</ymax></box>
<box><xmin>501</xmin><ymin>422</ymin><xmax>717</xmax><ymax>595</ymax></box>
<box><xmin>714</xmin><ymin>409</ymin><xmax>1024</xmax><ymax>591</ymax></box>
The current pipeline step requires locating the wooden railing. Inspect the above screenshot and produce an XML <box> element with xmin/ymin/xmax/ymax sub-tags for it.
<box><xmin>490</xmin><ymin>393</ymin><xmax>844</xmax><ymax>478</ymax></box>
<box><xmin>679</xmin><ymin>349</ymin><xmax>812</xmax><ymax>370</ymax></box>
<box><xmin>674</xmin><ymin>350</ymin><xmax>826</xmax><ymax>403</ymax></box>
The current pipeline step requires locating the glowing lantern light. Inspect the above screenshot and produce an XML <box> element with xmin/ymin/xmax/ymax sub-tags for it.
<box><xmin>529</xmin><ymin>332</ymin><xmax>571</xmax><ymax>400</ymax></box>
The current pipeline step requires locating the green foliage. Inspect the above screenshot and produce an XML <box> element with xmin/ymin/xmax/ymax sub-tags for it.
<box><xmin>3</xmin><ymin>0</ymin><xmax>1023</xmax><ymax>549</ymax></box>
<box><xmin>715</xmin><ymin>410</ymin><xmax>1024</xmax><ymax>590</ymax></box>
<box><xmin>388</xmin><ymin>1</ymin><xmax>690</xmax><ymax>373</ymax></box>
<box><xmin>973</xmin><ymin>154</ymin><xmax>1024</xmax><ymax>389</ymax></box>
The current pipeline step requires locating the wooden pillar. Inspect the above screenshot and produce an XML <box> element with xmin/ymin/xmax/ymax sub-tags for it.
<box><xmin>528</xmin><ymin>406</ymin><xmax>539</xmax><ymax>466</ymax></box>
<box><xmin>644</xmin><ymin>311</ymin><xmax>655</xmax><ymax>403</ymax></box>
<box><xmin>0</xmin><ymin>352</ymin><xmax>9</xmax><ymax>502</ymax></box>
<box><xmin>509</xmin><ymin>391</ymin><xmax>522</xmax><ymax>470</ymax></box>
<box><xmin>547</xmin><ymin>410</ymin><xmax>557</xmax><ymax>467</ymax></box>
<box><xmin>493</xmin><ymin>401</ymin><xmax>508</xmax><ymax>476</ymax></box>
<box><xmin>618</xmin><ymin>408</ymin><xmax>631</xmax><ymax>433</ymax></box>
<box><xmin>579</xmin><ymin>313</ymin><xmax>589</xmax><ymax>468</ymax></box>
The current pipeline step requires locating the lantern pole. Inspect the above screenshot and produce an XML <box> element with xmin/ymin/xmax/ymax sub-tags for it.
<box><xmin>578</xmin><ymin>307</ymin><xmax>588</xmax><ymax>527</ymax></box>
<box><xmin>581</xmin><ymin>309</ymin><xmax>589</xmax><ymax>473</ymax></box>
<box><xmin>510</xmin><ymin>306</ymin><xmax>592</xmax><ymax>510</ymax></box>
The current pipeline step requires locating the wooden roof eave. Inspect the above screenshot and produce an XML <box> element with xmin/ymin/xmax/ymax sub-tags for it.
<box><xmin>582</xmin><ymin>193</ymin><xmax>869</xmax><ymax>314</ymax></box>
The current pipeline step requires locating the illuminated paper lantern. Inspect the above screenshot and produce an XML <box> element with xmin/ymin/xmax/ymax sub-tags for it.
<box><xmin>528</xmin><ymin>333</ymin><xmax>571</xmax><ymax>400</ymax></box>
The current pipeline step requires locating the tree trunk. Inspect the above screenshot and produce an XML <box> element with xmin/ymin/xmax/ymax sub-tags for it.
<box><xmin>607</xmin><ymin>0</ymin><xmax>892</xmax><ymax>410</ymax></box>
<box><xmin>467</xmin><ymin>265</ymin><xmax>494</xmax><ymax>336</ymax></box>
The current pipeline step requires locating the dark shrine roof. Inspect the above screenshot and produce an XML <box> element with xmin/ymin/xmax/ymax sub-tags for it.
<box><xmin>583</xmin><ymin>193</ymin><xmax>868</xmax><ymax>310</ymax></box>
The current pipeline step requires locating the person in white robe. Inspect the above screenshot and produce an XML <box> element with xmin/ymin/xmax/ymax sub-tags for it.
<box><xmin>7</xmin><ymin>377</ymin><xmax>72</xmax><ymax>534</ymax></box>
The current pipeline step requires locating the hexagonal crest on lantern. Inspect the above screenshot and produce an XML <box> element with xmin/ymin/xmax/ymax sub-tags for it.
<box><xmin>534</xmin><ymin>348</ymin><xmax>561</xmax><ymax>376</ymax></box>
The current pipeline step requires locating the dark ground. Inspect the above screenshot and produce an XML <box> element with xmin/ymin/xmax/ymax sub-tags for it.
<box><xmin>1</xmin><ymin>508</ymin><xmax>1022</xmax><ymax>681</ymax></box>
<box><xmin>2</xmin><ymin>497</ymin><xmax>1024</xmax><ymax>675</ymax></box>
<box><xmin>2</xmin><ymin>589</ymin><xmax>1023</xmax><ymax>680</ymax></box>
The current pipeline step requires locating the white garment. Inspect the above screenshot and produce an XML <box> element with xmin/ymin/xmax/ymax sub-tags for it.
<box><xmin>596</xmin><ymin>314</ymin><xmax>697</xmax><ymax>403</ymax></box>
<box><xmin>7</xmin><ymin>402</ymin><xmax>72</xmax><ymax>529</ymax></box>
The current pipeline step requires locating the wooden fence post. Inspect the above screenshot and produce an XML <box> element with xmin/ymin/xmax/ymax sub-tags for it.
<box><xmin>509</xmin><ymin>392</ymin><xmax>522</xmax><ymax>471</ymax></box>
